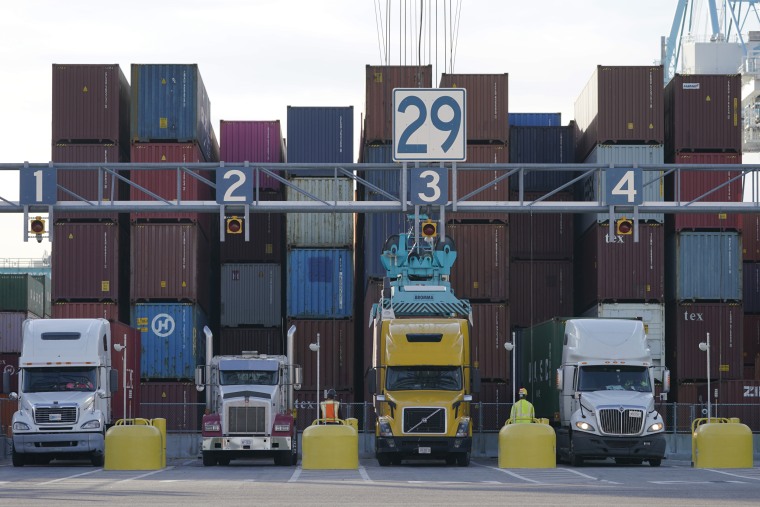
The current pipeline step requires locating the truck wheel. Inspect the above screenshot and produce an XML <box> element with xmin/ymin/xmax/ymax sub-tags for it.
<box><xmin>202</xmin><ymin>452</ymin><xmax>216</xmax><ymax>467</ymax></box>
<box><xmin>217</xmin><ymin>457</ymin><xmax>231</xmax><ymax>466</ymax></box>
<box><xmin>445</xmin><ymin>456</ymin><xmax>456</xmax><ymax>466</ymax></box>
<box><xmin>274</xmin><ymin>451</ymin><xmax>292</xmax><ymax>466</ymax></box>
<box><xmin>377</xmin><ymin>454</ymin><xmax>392</xmax><ymax>466</ymax></box>
<box><xmin>456</xmin><ymin>452</ymin><xmax>471</xmax><ymax>467</ymax></box>
<box><xmin>649</xmin><ymin>458</ymin><xmax>662</xmax><ymax>467</ymax></box>
<box><xmin>11</xmin><ymin>448</ymin><xmax>25</xmax><ymax>467</ymax></box>
<box><xmin>91</xmin><ymin>453</ymin><xmax>105</xmax><ymax>467</ymax></box>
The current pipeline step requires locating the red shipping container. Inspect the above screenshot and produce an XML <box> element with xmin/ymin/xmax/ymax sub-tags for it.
<box><xmin>287</xmin><ymin>318</ymin><xmax>355</xmax><ymax>391</ymax></box>
<box><xmin>109</xmin><ymin>321</ymin><xmax>141</xmax><ymax>421</ymax></box>
<box><xmin>675</xmin><ymin>382</ymin><xmax>707</xmax><ymax>404</ymax></box>
<box><xmin>219</xmin><ymin>327</ymin><xmax>283</xmax><ymax>356</ymax></box>
<box><xmin>574</xmin><ymin>65</ymin><xmax>664</xmax><ymax>161</ymax></box>
<box><xmin>0</xmin><ymin>395</ymin><xmax>18</xmax><ymax>437</ymax></box>
<box><xmin>219</xmin><ymin>120</ymin><xmax>285</xmax><ymax>190</ymax></box>
<box><xmin>439</xmin><ymin>74</ymin><xmax>509</xmax><ymax>142</ymax></box>
<box><xmin>0</xmin><ymin>353</ymin><xmax>20</xmax><ymax>393</ymax></box>
<box><xmin>52</xmin><ymin>301</ymin><xmax>121</xmax><ymax>322</ymax></box>
<box><xmin>744</xmin><ymin>314</ymin><xmax>760</xmax><ymax>366</ymax></box>
<box><xmin>364</xmin><ymin>65</ymin><xmax>432</xmax><ymax>143</ymax></box>
<box><xmin>52</xmin><ymin>221</ymin><xmax>126</xmax><ymax>301</ymax></box>
<box><xmin>509</xmin><ymin>260</ymin><xmax>574</xmax><ymax>329</ymax></box>
<box><xmin>509</xmin><ymin>191</ymin><xmax>574</xmax><ymax>260</ymax></box>
<box><xmin>219</xmin><ymin>192</ymin><xmax>284</xmax><ymax>263</ymax></box>
<box><xmin>129</xmin><ymin>142</ymin><xmax>213</xmax><ymax>224</ymax></box>
<box><xmin>710</xmin><ymin>380</ymin><xmax>760</xmax><ymax>431</ymax></box>
<box><xmin>446</xmin><ymin>223</ymin><xmax>509</xmax><ymax>301</ymax></box>
<box><xmin>666</xmin><ymin>302</ymin><xmax>743</xmax><ymax>382</ymax></box>
<box><xmin>665</xmin><ymin>74</ymin><xmax>741</xmax><ymax>153</ymax></box>
<box><xmin>449</xmin><ymin>143</ymin><xmax>509</xmax><ymax>223</ymax></box>
<box><xmin>742</xmin><ymin>214</ymin><xmax>760</xmax><ymax>261</ymax></box>
<box><xmin>577</xmin><ymin>223</ymin><xmax>665</xmax><ymax>309</ymax></box>
<box><xmin>130</xmin><ymin>223</ymin><xmax>211</xmax><ymax>312</ymax></box>
<box><xmin>470</xmin><ymin>303</ymin><xmax>511</xmax><ymax>382</ymax></box>
<box><xmin>139</xmin><ymin>381</ymin><xmax>203</xmax><ymax>432</ymax></box>
<box><xmin>667</xmin><ymin>152</ymin><xmax>743</xmax><ymax>231</ymax></box>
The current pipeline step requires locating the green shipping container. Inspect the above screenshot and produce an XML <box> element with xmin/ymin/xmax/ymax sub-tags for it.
<box><xmin>31</xmin><ymin>274</ymin><xmax>51</xmax><ymax>317</ymax></box>
<box><xmin>0</xmin><ymin>274</ymin><xmax>45</xmax><ymax>318</ymax></box>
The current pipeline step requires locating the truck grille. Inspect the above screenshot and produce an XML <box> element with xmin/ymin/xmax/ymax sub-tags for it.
<box><xmin>598</xmin><ymin>408</ymin><xmax>645</xmax><ymax>435</ymax></box>
<box><xmin>403</xmin><ymin>407</ymin><xmax>446</xmax><ymax>434</ymax></box>
<box><xmin>35</xmin><ymin>406</ymin><xmax>77</xmax><ymax>424</ymax></box>
<box><xmin>229</xmin><ymin>406</ymin><xmax>266</xmax><ymax>433</ymax></box>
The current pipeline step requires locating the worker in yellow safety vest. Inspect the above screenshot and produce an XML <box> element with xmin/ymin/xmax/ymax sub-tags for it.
<box><xmin>320</xmin><ymin>389</ymin><xmax>340</xmax><ymax>423</ymax></box>
<box><xmin>510</xmin><ymin>387</ymin><xmax>535</xmax><ymax>423</ymax></box>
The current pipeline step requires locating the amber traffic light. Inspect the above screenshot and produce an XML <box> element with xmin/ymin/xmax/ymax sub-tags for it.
<box><xmin>421</xmin><ymin>219</ymin><xmax>437</xmax><ymax>239</ymax></box>
<box><xmin>615</xmin><ymin>218</ymin><xmax>633</xmax><ymax>235</ymax></box>
<box><xmin>29</xmin><ymin>216</ymin><xmax>46</xmax><ymax>235</ymax></box>
<box><xmin>226</xmin><ymin>216</ymin><xmax>243</xmax><ymax>234</ymax></box>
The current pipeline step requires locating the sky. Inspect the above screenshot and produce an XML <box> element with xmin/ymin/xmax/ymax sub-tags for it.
<box><xmin>0</xmin><ymin>0</ymin><xmax>688</xmax><ymax>259</ymax></box>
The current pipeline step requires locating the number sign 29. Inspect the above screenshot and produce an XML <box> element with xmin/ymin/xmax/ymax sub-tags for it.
<box><xmin>393</xmin><ymin>88</ymin><xmax>466</xmax><ymax>162</ymax></box>
<box><xmin>605</xmin><ymin>168</ymin><xmax>643</xmax><ymax>206</ymax></box>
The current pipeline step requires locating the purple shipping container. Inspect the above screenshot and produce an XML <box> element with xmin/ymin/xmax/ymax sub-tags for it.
<box><xmin>219</xmin><ymin>327</ymin><xmax>283</xmax><ymax>356</ymax></box>
<box><xmin>743</xmin><ymin>214</ymin><xmax>760</xmax><ymax>262</ymax></box>
<box><xmin>509</xmin><ymin>191</ymin><xmax>574</xmax><ymax>260</ymax></box>
<box><xmin>508</xmin><ymin>125</ymin><xmax>576</xmax><ymax>192</ymax></box>
<box><xmin>667</xmin><ymin>152</ymin><xmax>743</xmax><ymax>231</ymax></box>
<box><xmin>51</xmin><ymin>221</ymin><xmax>126</xmax><ymax>302</ymax></box>
<box><xmin>130</xmin><ymin>223</ymin><xmax>211</xmax><ymax>312</ymax></box>
<box><xmin>439</xmin><ymin>74</ymin><xmax>509</xmax><ymax>142</ymax></box>
<box><xmin>743</xmin><ymin>263</ymin><xmax>760</xmax><ymax>313</ymax></box>
<box><xmin>286</xmin><ymin>107</ymin><xmax>354</xmax><ymax>172</ymax></box>
<box><xmin>52</xmin><ymin>64</ymin><xmax>130</xmax><ymax>145</ymax></box>
<box><xmin>745</xmin><ymin>315</ymin><xmax>760</xmax><ymax>367</ymax></box>
<box><xmin>0</xmin><ymin>312</ymin><xmax>38</xmax><ymax>354</ymax></box>
<box><xmin>668</xmin><ymin>231</ymin><xmax>742</xmax><ymax>302</ymax></box>
<box><xmin>470</xmin><ymin>303</ymin><xmax>511</xmax><ymax>381</ymax></box>
<box><xmin>449</xmin><ymin>143</ymin><xmax>509</xmax><ymax>223</ymax></box>
<box><xmin>0</xmin><ymin>353</ymin><xmax>20</xmax><ymax>393</ymax></box>
<box><xmin>509</xmin><ymin>113</ymin><xmax>561</xmax><ymax>127</ymax></box>
<box><xmin>52</xmin><ymin>301</ymin><xmax>121</xmax><ymax>322</ymax></box>
<box><xmin>665</xmin><ymin>74</ymin><xmax>741</xmax><ymax>153</ymax></box>
<box><xmin>446</xmin><ymin>223</ymin><xmax>509</xmax><ymax>301</ymax></box>
<box><xmin>509</xmin><ymin>260</ymin><xmax>574</xmax><ymax>329</ymax></box>
<box><xmin>364</xmin><ymin>65</ymin><xmax>432</xmax><ymax>143</ymax></box>
<box><xmin>666</xmin><ymin>302</ymin><xmax>743</xmax><ymax>381</ymax></box>
<box><xmin>574</xmin><ymin>65</ymin><xmax>664</xmax><ymax>161</ymax></box>
<box><xmin>219</xmin><ymin>120</ymin><xmax>284</xmax><ymax>190</ymax></box>
<box><xmin>287</xmin><ymin>318</ymin><xmax>355</xmax><ymax>391</ymax></box>
<box><xmin>577</xmin><ymin>223</ymin><xmax>665</xmax><ymax>309</ymax></box>
<box><xmin>139</xmin><ymin>381</ymin><xmax>202</xmax><ymax>432</ymax></box>
<box><xmin>220</xmin><ymin>192</ymin><xmax>284</xmax><ymax>263</ymax></box>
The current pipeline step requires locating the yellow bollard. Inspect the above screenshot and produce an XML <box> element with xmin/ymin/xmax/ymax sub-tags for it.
<box><xmin>302</xmin><ymin>419</ymin><xmax>359</xmax><ymax>470</ymax></box>
<box><xmin>692</xmin><ymin>418</ymin><xmax>753</xmax><ymax>469</ymax></box>
<box><xmin>105</xmin><ymin>419</ymin><xmax>163</xmax><ymax>470</ymax></box>
<box><xmin>498</xmin><ymin>419</ymin><xmax>556</xmax><ymax>469</ymax></box>
<box><xmin>151</xmin><ymin>418</ymin><xmax>167</xmax><ymax>468</ymax></box>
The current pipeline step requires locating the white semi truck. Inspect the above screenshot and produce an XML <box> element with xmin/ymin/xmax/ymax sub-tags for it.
<box><xmin>5</xmin><ymin>318</ymin><xmax>118</xmax><ymax>467</ymax></box>
<box><xmin>195</xmin><ymin>325</ymin><xmax>302</xmax><ymax>466</ymax></box>
<box><xmin>520</xmin><ymin>318</ymin><xmax>670</xmax><ymax>466</ymax></box>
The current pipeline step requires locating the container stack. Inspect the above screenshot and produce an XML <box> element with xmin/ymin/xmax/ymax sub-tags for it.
<box><xmin>743</xmin><ymin>214</ymin><xmax>760</xmax><ymax>380</ymax></box>
<box><xmin>50</xmin><ymin>64</ymin><xmax>132</xmax><ymax>322</ymax></box>
<box><xmin>217</xmin><ymin>120</ymin><xmax>286</xmax><ymax>356</ymax></box>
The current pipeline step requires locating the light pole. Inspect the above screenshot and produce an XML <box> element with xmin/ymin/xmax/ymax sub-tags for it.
<box><xmin>698</xmin><ymin>332</ymin><xmax>711</xmax><ymax>422</ymax></box>
<box><xmin>309</xmin><ymin>333</ymin><xmax>320</xmax><ymax>424</ymax></box>
<box><xmin>504</xmin><ymin>332</ymin><xmax>515</xmax><ymax>405</ymax></box>
<box><xmin>113</xmin><ymin>333</ymin><xmax>127</xmax><ymax>420</ymax></box>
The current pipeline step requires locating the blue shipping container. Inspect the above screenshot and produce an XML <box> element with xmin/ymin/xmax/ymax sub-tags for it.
<box><xmin>669</xmin><ymin>231</ymin><xmax>742</xmax><ymax>301</ymax></box>
<box><xmin>287</xmin><ymin>106</ymin><xmax>354</xmax><ymax>175</ymax></box>
<box><xmin>287</xmin><ymin>249</ymin><xmax>353</xmax><ymax>318</ymax></box>
<box><xmin>508</xmin><ymin>125</ymin><xmax>576</xmax><ymax>191</ymax></box>
<box><xmin>132</xmin><ymin>302</ymin><xmax>208</xmax><ymax>380</ymax></box>
<box><xmin>744</xmin><ymin>262</ymin><xmax>760</xmax><ymax>313</ymax></box>
<box><xmin>508</xmin><ymin>113</ymin><xmax>561</xmax><ymax>127</ymax></box>
<box><xmin>131</xmin><ymin>64</ymin><xmax>213</xmax><ymax>162</ymax></box>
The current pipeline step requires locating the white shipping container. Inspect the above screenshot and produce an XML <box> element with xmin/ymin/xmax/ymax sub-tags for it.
<box><xmin>580</xmin><ymin>302</ymin><xmax>665</xmax><ymax>370</ymax></box>
<box><xmin>286</xmin><ymin>178</ymin><xmax>354</xmax><ymax>247</ymax></box>
<box><xmin>220</xmin><ymin>264</ymin><xmax>282</xmax><ymax>327</ymax></box>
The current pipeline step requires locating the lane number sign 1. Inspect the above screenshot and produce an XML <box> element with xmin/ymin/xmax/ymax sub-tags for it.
<box><xmin>19</xmin><ymin>166</ymin><xmax>57</xmax><ymax>205</ymax></box>
<box><xmin>393</xmin><ymin>88</ymin><xmax>466</xmax><ymax>162</ymax></box>
<box><xmin>605</xmin><ymin>168</ymin><xmax>643</xmax><ymax>206</ymax></box>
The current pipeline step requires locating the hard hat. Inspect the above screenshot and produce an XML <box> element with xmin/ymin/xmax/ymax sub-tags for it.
<box><xmin>519</xmin><ymin>387</ymin><xmax>528</xmax><ymax>397</ymax></box>
<box><xmin>326</xmin><ymin>388</ymin><xmax>336</xmax><ymax>398</ymax></box>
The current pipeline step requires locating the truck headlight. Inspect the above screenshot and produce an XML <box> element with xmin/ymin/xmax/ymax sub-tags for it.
<box><xmin>378</xmin><ymin>419</ymin><xmax>393</xmax><ymax>437</ymax></box>
<box><xmin>455</xmin><ymin>417</ymin><xmax>470</xmax><ymax>437</ymax></box>
<box><xmin>274</xmin><ymin>424</ymin><xmax>290</xmax><ymax>432</ymax></box>
<box><xmin>204</xmin><ymin>422</ymin><xmax>221</xmax><ymax>432</ymax></box>
<box><xmin>13</xmin><ymin>421</ymin><xmax>30</xmax><ymax>431</ymax></box>
<box><xmin>81</xmin><ymin>420</ymin><xmax>102</xmax><ymax>430</ymax></box>
<box><xmin>575</xmin><ymin>420</ymin><xmax>595</xmax><ymax>432</ymax></box>
<box><xmin>647</xmin><ymin>422</ymin><xmax>664</xmax><ymax>432</ymax></box>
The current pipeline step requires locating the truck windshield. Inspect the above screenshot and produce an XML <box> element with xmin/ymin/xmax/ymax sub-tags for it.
<box><xmin>22</xmin><ymin>367</ymin><xmax>97</xmax><ymax>393</ymax></box>
<box><xmin>577</xmin><ymin>365</ymin><xmax>651</xmax><ymax>393</ymax></box>
<box><xmin>385</xmin><ymin>366</ymin><xmax>462</xmax><ymax>391</ymax></box>
<box><xmin>220</xmin><ymin>370</ymin><xmax>278</xmax><ymax>386</ymax></box>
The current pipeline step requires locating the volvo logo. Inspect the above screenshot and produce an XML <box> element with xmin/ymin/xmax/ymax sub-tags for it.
<box><xmin>152</xmin><ymin>313</ymin><xmax>176</xmax><ymax>338</ymax></box>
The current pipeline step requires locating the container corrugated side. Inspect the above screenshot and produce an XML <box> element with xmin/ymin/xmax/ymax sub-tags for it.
<box><xmin>446</xmin><ymin>223</ymin><xmax>508</xmax><ymax>301</ymax></box>
<box><xmin>0</xmin><ymin>274</ymin><xmax>45</xmax><ymax>318</ymax></box>
<box><xmin>219</xmin><ymin>120</ymin><xmax>284</xmax><ymax>190</ymax></box>
<box><xmin>219</xmin><ymin>327</ymin><xmax>283</xmax><ymax>356</ymax></box>
<box><xmin>744</xmin><ymin>315</ymin><xmax>760</xmax><ymax>368</ymax></box>
<box><xmin>516</xmin><ymin>318</ymin><xmax>566</xmax><ymax>424</ymax></box>
<box><xmin>509</xmin><ymin>191</ymin><xmax>574</xmax><ymax>260</ymax></box>
<box><xmin>131</xmin><ymin>64</ymin><xmax>213</xmax><ymax>162</ymax></box>
<box><xmin>109</xmin><ymin>321</ymin><xmax>141</xmax><ymax>421</ymax></box>
<box><xmin>708</xmin><ymin>380</ymin><xmax>760</xmax><ymax>430</ymax></box>
<box><xmin>743</xmin><ymin>214</ymin><xmax>760</xmax><ymax>261</ymax></box>
<box><xmin>363</xmin><ymin>211</ymin><xmax>407</xmax><ymax>281</ymax></box>
<box><xmin>0</xmin><ymin>312</ymin><xmax>38</xmax><ymax>354</ymax></box>
<box><xmin>293</xmin><ymin>390</ymin><xmax>355</xmax><ymax>431</ymax></box>
<box><xmin>132</xmin><ymin>303</ymin><xmax>207</xmax><ymax>380</ymax></box>
<box><xmin>52</xmin><ymin>64</ymin><xmax>130</xmax><ymax>145</ymax></box>
<box><xmin>139</xmin><ymin>381</ymin><xmax>202</xmax><ymax>431</ymax></box>
<box><xmin>0</xmin><ymin>353</ymin><xmax>20</xmax><ymax>392</ymax></box>
<box><xmin>449</xmin><ymin>143</ymin><xmax>509</xmax><ymax>223</ymax></box>
<box><xmin>362</xmin><ymin>278</ymin><xmax>384</xmax><ymax>401</ymax></box>
<box><xmin>508</xmin><ymin>125</ymin><xmax>576</xmax><ymax>192</ymax></box>
<box><xmin>30</xmin><ymin>275</ymin><xmax>51</xmax><ymax>318</ymax></box>
<box><xmin>52</xmin><ymin>301</ymin><xmax>121</xmax><ymax>322</ymax></box>
<box><xmin>470</xmin><ymin>303</ymin><xmax>511</xmax><ymax>381</ymax></box>
<box><xmin>220</xmin><ymin>263</ymin><xmax>282</xmax><ymax>327</ymax></box>
<box><xmin>286</xmin><ymin>107</ymin><xmax>353</xmax><ymax>171</ymax></box>
<box><xmin>286</xmin><ymin>178</ymin><xmax>354</xmax><ymax>247</ymax></box>
<box><xmin>439</xmin><ymin>73</ymin><xmax>509</xmax><ymax>142</ymax></box>
<box><xmin>743</xmin><ymin>263</ymin><xmax>760</xmax><ymax>313</ymax></box>
<box><xmin>219</xmin><ymin>192</ymin><xmax>284</xmax><ymax>263</ymax></box>
<box><xmin>509</xmin><ymin>113</ymin><xmax>561</xmax><ymax>127</ymax></box>
<box><xmin>509</xmin><ymin>260</ymin><xmax>573</xmax><ymax>329</ymax></box>
<box><xmin>287</xmin><ymin>249</ymin><xmax>353</xmax><ymax>319</ymax></box>
<box><xmin>286</xmin><ymin>318</ymin><xmax>355</xmax><ymax>391</ymax></box>
<box><xmin>669</xmin><ymin>231</ymin><xmax>742</xmax><ymax>301</ymax></box>
<box><xmin>364</xmin><ymin>65</ymin><xmax>432</xmax><ymax>143</ymax></box>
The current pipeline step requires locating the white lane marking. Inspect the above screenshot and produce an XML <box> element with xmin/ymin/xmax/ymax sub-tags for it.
<box><xmin>288</xmin><ymin>466</ymin><xmax>302</xmax><ymax>483</ymax></box>
<box><xmin>562</xmin><ymin>468</ymin><xmax>600</xmax><ymax>481</ymax></box>
<box><xmin>38</xmin><ymin>469</ymin><xmax>102</xmax><ymax>486</ymax></box>
<box><xmin>359</xmin><ymin>466</ymin><xmax>372</xmax><ymax>482</ymax></box>
<box><xmin>471</xmin><ymin>462</ymin><xmax>542</xmax><ymax>484</ymax></box>
<box><xmin>704</xmin><ymin>469</ymin><xmax>760</xmax><ymax>482</ymax></box>
<box><xmin>115</xmin><ymin>466</ymin><xmax>174</xmax><ymax>483</ymax></box>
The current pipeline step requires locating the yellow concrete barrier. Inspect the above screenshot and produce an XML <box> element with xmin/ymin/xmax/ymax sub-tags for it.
<box><xmin>151</xmin><ymin>418</ymin><xmax>167</xmax><ymax>468</ymax></box>
<box><xmin>302</xmin><ymin>419</ymin><xmax>358</xmax><ymax>470</ymax></box>
<box><xmin>692</xmin><ymin>417</ymin><xmax>753</xmax><ymax>469</ymax></box>
<box><xmin>499</xmin><ymin>419</ymin><xmax>556</xmax><ymax>469</ymax></box>
<box><xmin>104</xmin><ymin>418</ymin><xmax>163</xmax><ymax>471</ymax></box>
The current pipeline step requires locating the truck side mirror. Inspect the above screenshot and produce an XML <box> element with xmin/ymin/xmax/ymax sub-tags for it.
<box><xmin>2</xmin><ymin>371</ymin><xmax>9</xmax><ymax>394</ymax></box>
<box><xmin>366</xmin><ymin>368</ymin><xmax>377</xmax><ymax>395</ymax></box>
<box><xmin>109</xmin><ymin>370</ymin><xmax>118</xmax><ymax>393</ymax></box>
<box><xmin>293</xmin><ymin>366</ymin><xmax>303</xmax><ymax>390</ymax></box>
<box><xmin>195</xmin><ymin>365</ymin><xmax>206</xmax><ymax>392</ymax></box>
<box><xmin>471</xmin><ymin>368</ymin><xmax>481</xmax><ymax>394</ymax></box>
<box><xmin>556</xmin><ymin>368</ymin><xmax>564</xmax><ymax>391</ymax></box>
<box><xmin>662</xmin><ymin>369</ymin><xmax>671</xmax><ymax>394</ymax></box>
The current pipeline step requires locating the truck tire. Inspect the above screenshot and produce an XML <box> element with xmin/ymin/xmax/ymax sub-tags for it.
<box><xmin>202</xmin><ymin>452</ymin><xmax>216</xmax><ymax>467</ymax></box>
<box><xmin>91</xmin><ymin>453</ymin><xmax>105</xmax><ymax>467</ymax></box>
<box><xmin>649</xmin><ymin>458</ymin><xmax>662</xmax><ymax>467</ymax></box>
<box><xmin>11</xmin><ymin>448</ymin><xmax>25</xmax><ymax>467</ymax></box>
<box><xmin>217</xmin><ymin>456</ymin><xmax>231</xmax><ymax>466</ymax></box>
<box><xmin>377</xmin><ymin>454</ymin><xmax>392</xmax><ymax>466</ymax></box>
<box><xmin>445</xmin><ymin>456</ymin><xmax>457</xmax><ymax>466</ymax></box>
<box><xmin>274</xmin><ymin>451</ymin><xmax>292</xmax><ymax>466</ymax></box>
<box><xmin>456</xmin><ymin>452</ymin><xmax>471</xmax><ymax>467</ymax></box>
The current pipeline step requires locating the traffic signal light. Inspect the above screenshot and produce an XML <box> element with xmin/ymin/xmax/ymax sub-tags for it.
<box><xmin>29</xmin><ymin>216</ymin><xmax>46</xmax><ymax>243</ymax></box>
<box><xmin>615</xmin><ymin>217</ymin><xmax>633</xmax><ymax>235</ymax></box>
<box><xmin>421</xmin><ymin>219</ymin><xmax>437</xmax><ymax>239</ymax></box>
<box><xmin>226</xmin><ymin>216</ymin><xmax>243</xmax><ymax>234</ymax></box>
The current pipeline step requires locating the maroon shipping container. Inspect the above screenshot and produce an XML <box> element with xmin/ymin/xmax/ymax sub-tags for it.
<box><xmin>109</xmin><ymin>321</ymin><xmax>141</xmax><ymax>421</ymax></box>
<box><xmin>574</xmin><ymin>65</ymin><xmax>664</xmax><ymax>161</ymax></box>
<box><xmin>509</xmin><ymin>260</ymin><xmax>574</xmax><ymax>329</ymax></box>
<box><xmin>449</xmin><ymin>143</ymin><xmax>509</xmax><ymax>223</ymax></box>
<box><xmin>665</xmin><ymin>74</ymin><xmax>741</xmax><ymax>153</ymax></box>
<box><xmin>287</xmin><ymin>318</ymin><xmax>355</xmax><ymax>391</ymax></box>
<box><xmin>0</xmin><ymin>312</ymin><xmax>38</xmax><ymax>354</ymax></box>
<box><xmin>362</xmin><ymin>278</ymin><xmax>384</xmax><ymax>402</ymax></box>
<box><xmin>744</xmin><ymin>315</ymin><xmax>760</xmax><ymax>367</ymax></box>
<box><xmin>711</xmin><ymin>380</ymin><xmax>760</xmax><ymax>430</ymax></box>
<box><xmin>439</xmin><ymin>74</ymin><xmax>509</xmax><ymax>142</ymax></box>
<box><xmin>218</xmin><ymin>327</ymin><xmax>283</xmax><ymax>356</ymax></box>
<box><xmin>667</xmin><ymin>152</ymin><xmax>743</xmax><ymax>231</ymax></box>
<box><xmin>577</xmin><ymin>223</ymin><xmax>664</xmax><ymax>309</ymax></box>
<box><xmin>470</xmin><ymin>303</ymin><xmax>511</xmax><ymax>381</ymax></box>
<box><xmin>743</xmin><ymin>214</ymin><xmax>760</xmax><ymax>261</ymax></box>
<box><xmin>509</xmin><ymin>192</ymin><xmax>574</xmax><ymax>260</ymax></box>
<box><xmin>129</xmin><ymin>142</ymin><xmax>213</xmax><ymax>224</ymax></box>
<box><xmin>139</xmin><ymin>381</ymin><xmax>202</xmax><ymax>431</ymax></box>
<box><xmin>675</xmin><ymin>382</ymin><xmax>706</xmax><ymax>404</ymax></box>
<box><xmin>666</xmin><ymin>302</ymin><xmax>743</xmax><ymax>381</ymax></box>
<box><xmin>364</xmin><ymin>65</ymin><xmax>432</xmax><ymax>143</ymax></box>
<box><xmin>220</xmin><ymin>192</ymin><xmax>284</xmax><ymax>263</ymax></box>
<box><xmin>52</xmin><ymin>301</ymin><xmax>121</xmax><ymax>322</ymax></box>
<box><xmin>446</xmin><ymin>223</ymin><xmax>509</xmax><ymax>301</ymax></box>
<box><xmin>52</xmin><ymin>64</ymin><xmax>130</xmax><ymax>145</ymax></box>
<box><xmin>52</xmin><ymin>221</ymin><xmax>126</xmax><ymax>301</ymax></box>
<box><xmin>219</xmin><ymin>120</ymin><xmax>285</xmax><ymax>190</ymax></box>
<box><xmin>293</xmin><ymin>390</ymin><xmax>355</xmax><ymax>431</ymax></box>
<box><xmin>130</xmin><ymin>223</ymin><xmax>211</xmax><ymax>312</ymax></box>
<box><xmin>0</xmin><ymin>353</ymin><xmax>20</xmax><ymax>393</ymax></box>
<box><xmin>476</xmin><ymin>382</ymin><xmax>512</xmax><ymax>431</ymax></box>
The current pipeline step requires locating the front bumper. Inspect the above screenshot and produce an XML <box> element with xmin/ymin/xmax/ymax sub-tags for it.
<box><xmin>202</xmin><ymin>435</ymin><xmax>292</xmax><ymax>452</ymax></box>
<box><xmin>573</xmin><ymin>431</ymin><xmax>666</xmax><ymax>460</ymax></box>
<box><xmin>13</xmin><ymin>432</ymin><xmax>104</xmax><ymax>455</ymax></box>
<box><xmin>376</xmin><ymin>436</ymin><xmax>471</xmax><ymax>458</ymax></box>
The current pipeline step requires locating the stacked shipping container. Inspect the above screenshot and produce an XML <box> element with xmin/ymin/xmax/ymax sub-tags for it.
<box><xmin>743</xmin><ymin>214</ymin><xmax>760</xmax><ymax>380</ymax></box>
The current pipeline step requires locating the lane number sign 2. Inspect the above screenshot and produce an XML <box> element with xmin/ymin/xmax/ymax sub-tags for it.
<box><xmin>393</xmin><ymin>88</ymin><xmax>466</xmax><ymax>162</ymax></box>
<box><xmin>216</xmin><ymin>167</ymin><xmax>254</xmax><ymax>204</ymax></box>
<box><xmin>19</xmin><ymin>166</ymin><xmax>57</xmax><ymax>205</ymax></box>
<box><xmin>605</xmin><ymin>168</ymin><xmax>643</xmax><ymax>206</ymax></box>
